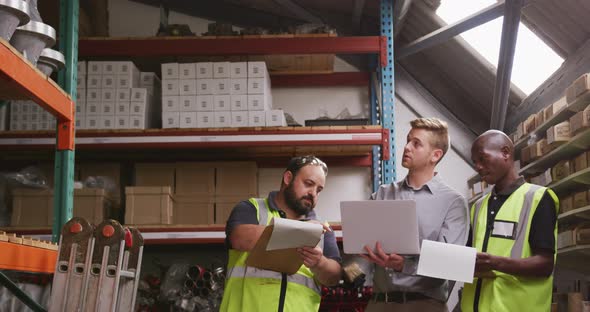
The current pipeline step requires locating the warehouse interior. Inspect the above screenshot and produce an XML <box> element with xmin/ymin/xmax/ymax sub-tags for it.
<box><xmin>1</xmin><ymin>0</ymin><xmax>589</xmax><ymax>310</ymax></box>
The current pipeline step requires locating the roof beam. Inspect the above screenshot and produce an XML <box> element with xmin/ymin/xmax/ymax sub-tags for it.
<box><xmin>397</xmin><ymin>1</ymin><xmax>505</xmax><ymax>59</ymax></box>
<box><xmin>273</xmin><ymin>0</ymin><xmax>324</xmax><ymax>24</ymax></box>
<box><xmin>490</xmin><ymin>0</ymin><xmax>524</xmax><ymax>130</ymax></box>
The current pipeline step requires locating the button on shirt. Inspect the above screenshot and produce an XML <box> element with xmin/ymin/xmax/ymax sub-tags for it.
<box><xmin>370</xmin><ymin>174</ymin><xmax>470</xmax><ymax>302</ymax></box>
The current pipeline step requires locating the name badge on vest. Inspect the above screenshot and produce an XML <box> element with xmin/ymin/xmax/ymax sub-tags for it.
<box><xmin>491</xmin><ymin>220</ymin><xmax>517</xmax><ymax>239</ymax></box>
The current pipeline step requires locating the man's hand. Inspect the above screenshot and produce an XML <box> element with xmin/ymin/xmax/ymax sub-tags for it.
<box><xmin>475</xmin><ymin>252</ymin><xmax>498</xmax><ymax>277</ymax></box>
<box><xmin>360</xmin><ymin>242</ymin><xmax>404</xmax><ymax>271</ymax></box>
<box><xmin>297</xmin><ymin>246</ymin><xmax>324</xmax><ymax>268</ymax></box>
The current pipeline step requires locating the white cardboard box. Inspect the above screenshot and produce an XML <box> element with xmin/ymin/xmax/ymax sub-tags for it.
<box><xmin>86</xmin><ymin>102</ymin><xmax>100</xmax><ymax>116</ymax></box>
<box><xmin>230</xmin><ymin>62</ymin><xmax>248</xmax><ymax>78</ymax></box>
<box><xmin>213</xmin><ymin>62</ymin><xmax>230</xmax><ymax>78</ymax></box>
<box><xmin>247</xmin><ymin>76</ymin><xmax>270</xmax><ymax>94</ymax></box>
<box><xmin>130</xmin><ymin>101</ymin><xmax>147</xmax><ymax>116</ymax></box>
<box><xmin>116</xmin><ymin>76</ymin><xmax>132</xmax><ymax>89</ymax></box>
<box><xmin>118</xmin><ymin>70</ymin><xmax>140</xmax><ymax>89</ymax></box>
<box><xmin>231</xmin><ymin>95</ymin><xmax>248</xmax><ymax>111</ymax></box>
<box><xmin>116</xmin><ymin>102</ymin><xmax>130</xmax><ymax>115</ymax></box>
<box><xmin>231</xmin><ymin>111</ymin><xmax>248</xmax><ymax>127</ymax></box>
<box><xmin>248</xmin><ymin>61</ymin><xmax>267</xmax><ymax>78</ymax></box>
<box><xmin>102</xmin><ymin>75</ymin><xmax>116</xmax><ymax>89</ymax></box>
<box><xmin>87</xmin><ymin>61</ymin><xmax>103</xmax><ymax>75</ymax></box>
<box><xmin>197</xmin><ymin>79</ymin><xmax>214</xmax><ymax>95</ymax></box>
<box><xmin>196</xmin><ymin>62</ymin><xmax>213</xmax><ymax>79</ymax></box>
<box><xmin>179</xmin><ymin>63</ymin><xmax>196</xmax><ymax>79</ymax></box>
<box><xmin>162</xmin><ymin>63</ymin><xmax>179</xmax><ymax>79</ymax></box>
<box><xmin>214</xmin><ymin>79</ymin><xmax>231</xmax><ymax>95</ymax></box>
<box><xmin>77</xmin><ymin>61</ymin><xmax>87</xmax><ymax>75</ymax></box>
<box><xmin>248</xmin><ymin>110</ymin><xmax>266</xmax><ymax>127</ymax></box>
<box><xmin>162</xmin><ymin>112</ymin><xmax>180</xmax><ymax>128</ymax></box>
<box><xmin>214</xmin><ymin>95</ymin><xmax>230</xmax><ymax>111</ymax></box>
<box><xmin>101</xmin><ymin>102</ymin><xmax>116</xmax><ymax>116</ymax></box>
<box><xmin>101</xmin><ymin>88</ymin><xmax>116</xmax><ymax>103</ymax></box>
<box><xmin>115</xmin><ymin>116</ymin><xmax>129</xmax><ymax>129</ymax></box>
<box><xmin>162</xmin><ymin>96</ymin><xmax>180</xmax><ymax>112</ymax></box>
<box><xmin>140</xmin><ymin>72</ymin><xmax>161</xmax><ymax>87</ymax></box>
<box><xmin>162</xmin><ymin>79</ymin><xmax>180</xmax><ymax>96</ymax></box>
<box><xmin>100</xmin><ymin>115</ymin><xmax>116</xmax><ymax>129</ymax></box>
<box><xmin>214</xmin><ymin>111</ymin><xmax>231</xmax><ymax>128</ymax></box>
<box><xmin>77</xmin><ymin>76</ymin><xmax>86</xmax><ymax>89</ymax></box>
<box><xmin>179</xmin><ymin>79</ymin><xmax>197</xmax><ymax>96</ymax></box>
<box><xmin>77</xmin><ymin>88</ymin><xmax>86</xmax><ymax>103</ymax></box>
<box><xmin>116</xmin><ymin>89</ymin><xmax>130</xmax><ymax>103</ymax></box>
<box><xmin>196</xmin><ymin>95</ymin><xmax>214</xmax><ymax>111</ymax></box>
<box><xmin>266</xmin><ymin>110</ymin><xmax>286</xmax><ymax>127</ymax></box>
<box><xmin>248</xmin><ymin>94</ymin><xmax>271</xmax><ymax>111</ymax></box>
<box><xmin>117</xmin><ymin>61</ymin><xmax>138</xmax><ymax>76</ymax></box>
<box><xmin>131</xmin><ymin>88</ymin><xmax>148</xmax><ymax>103</ymax></box>
<box><xmin>87</xmin><ymin>75</ymin><xmax>102</xmax><ymax>89</ymax></box>
<box><xmin>179</xmin><ymin>96</ymin><xmax>197</xmax><ymax>112</ymax></box>
<box><xmin>179</xmin><ymin>112</ymin><xmax>197</xmax><ymax>128</ymax></box>
<box><xmin>102</xmin><ymin>62</ymin><xmax>117</xmax><ymax>75</ymax></box>
<box><xmin>87</xmin><ymin>89</ymin><xmax>101</xmax><ymax>102</ymax></box>
<box><xmin>129</xmin><ymin>115</ymin><xmax>147</xmax><ymax>129</ymax></box>
<box><xmin>230</xmin><ymin>78</ymin><xmax>247</xmax><ymax>95</ymax></box>
<box><xmin>86</xmin><ymin>116</ymin><xmax>100</xmax><ymax>129</ymax></box>
<box><xmin>197</xmin><ymin>112</ymin><xmax>215</xmax><ymax>128</ymax></box>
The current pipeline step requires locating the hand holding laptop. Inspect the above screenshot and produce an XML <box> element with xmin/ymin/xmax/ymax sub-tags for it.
<box><xmin>360</xmin><ymin>241</ymin><xmax>405</xmax><ymax>271</ymax></box>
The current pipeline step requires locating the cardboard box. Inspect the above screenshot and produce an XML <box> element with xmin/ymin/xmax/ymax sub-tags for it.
<box><xmin>520</xmin><ymin>145</ymin><xmax>531</xmax><ymax>165</ymax></box>
<box><xmin>569</xmin><ymin>105</ymin><xmax>590</xmax><ymax>135</ymax></box>
<box><xmin>551</xmin><ymin>160</ymin><xmax>571</xmax><ymax>182</ymax></box>
<box><xmin>524</xmin><ymin>114</ymin><xmax>536</xmax><ymax>135</ymax></box>
<box><xmin>529</xmin><ymin>139</ymin><xmax>545</xmax><ymax>161</ymax></box>
<box><xmin>77</xmin><ymin>88</ymin><xmax>86</xmax><ymax>103</ymax></box>
<box><xmin>197</xmin><ymin>112</ymin><xmax>215</xmax><ymax>128</ymax></box>
<box><xmin>231</xmin><ymin>95</ymin><xmax>248</xmax><ymax>111</ymax></box>
<box><xmin>214</xmin><ymin>78</ymin><xmax>231</xmax><ymax>95</ymax></box>
<box><xmin>115</xmin><ymin>116</ymin><xmax>129</xmax><ymax>129</ymax></box>
<box><xmin>544</xmin><ymin>97</ymin><xmax>567</xmax><ymax>120</ymax></box>
<box><xmin>102</xmin><ymin>75</ymin><xmax>116</xmax><ymax>89</ymax></box>
<box><xmin>230</xmin><ymin>78</ymin><xmax>248</xmax><ymax>95</ymax></box>
<box><xmin>231</xmin><ymin>111</ymin><xmax>248</xmax><ymax>127</ymax></box>
<box><xmin>125</xmin><ymin>186</ymin><xmax>173</xmax><ymax>224</ymax></box>
<box><xmin>100</xmin><ymin>115</ymin><xmax>114</xmax><ymax>129</ymax></box>
<box><xmin>557</xmin><ymin>230</ymin><xmax>575</xmax><ymax>249</ymax></box>
<box><xmin>566</xmin><ymin>73</ymin><xmax>590</xmax><ymax>104</ymax></box>
<box><xmin>214</xmin><ymin>111</ymin><xmax>231</xmax><ymax>128</ymax></box>
<box><xmin>574</xmin><ymin>152</ymin><xmax>588</xmax><ymax>172</ymax></box>
<box><xmin>162</xmin><ymin>96</ymin><xmax>180</xmax><ymax>112</ymax></box>
<box><xmin>248</xmin><ymin>110</ymin><xmax>266</xmax><ymax>127</ymax></box>
<box><xmin>179</xmin><ymin>112</ymin><xmax>197</xmax><ymax>128</ymax></box>
<box><xmin>86</xmin><ymin>102</ymin><xmax>100</xmax><ymax>116</ymax></box>
<box><xmin>266</xmin><ymin>110</ymin><xmax>286</xmax><ymax>127</ymax></box>
<box><xmin>86</xmin><ymin>116</ymin><xmax>100</xmax><ymax>129</ymax></box>
<box><xmin>135</xmin><ymin>163</ymin><xmax>175</xmax><ymax>189</ymax></box>
<box><xmin>179</xmin><ymin>63</ymin><xmax>196</xmax><ymax>79</ymax></box>
<box><xmin>574</xmin><ymin>191</ymin><xmax>589</xmax><ymax>209</ymax></box>
<box><xmin>535</xmin><ymin>110</ymin><xmax>545</xmax><ymax>129</ymax></box>
<box><xmin>248</xmin><ymin>94</ymin><xmax>271</xmax><ymax>111</ymax></box>
<box><xmin>196</xmin><ymin>96</ymin><xmax>214</xmax><ymax>112</ymax></box>
<box><xmin>116</xmin><ymin>102</ymin><xmax>130</xmax><ymax>115</ymax></box>
<box><xmin>546</xmin><ymin>121</ymin><xmax>571</xmax><ymax>145</ymax></box>
<box><xmin>131</xmin><ymin>88</ymin><xmax>148</xmax><ymax>103</ymax></box>
<box><xmin>87</xmin><ymin>75</ymin><xmax>101</xmax><ymax>89</ymax></box>
<box><xmin>179</xmin><ymin>96</ymin><xmax>197</xmax><ymax>112</ymax></box>
<box><xmin>73</xmin><ymin>188</ymin><xmax>113</xmax><ymax>224</ymax></box>
<box><xmin>162</xmin><ymin>79</ymin><xmax>180</xmax><ymax>96</ymax></box>
<box><xmin>248</xmin><ymin>61</ymin><xmax>267</xmax><ymax>78</ymax></box>
<box><xmin>214</xmin><ymin>95</ymin><xmax>230</xmax><ymax>111</ymax></box>
<box><xmin>179</xmin><ymin>79</ymin><xmax>197</xmax><ymax>96</ymax></box>
<box><xmin>173</xmin><ymin>195</ymin><xmax>214</xmax><ymax>225</ymax></box>
<box><xmin>116</xmin><ymin>76</ymin><xmax>132</xmax><ymax>89</ymax></box>
<box><xmin>215</xmin><ymin>195</ymin><xmax>244</xmax><ymax>224</ymax></box>
<box><xmin>196</xmin><ymin>62</ymin><xmax>213</xmax><ymax>79</ymax></box>
<box><xmin>140</xmin><ymin>72</ymin><xmax>160</xmax><ymax>87</ymax></box>
<box><xmin>78</xmin><ymin>61</ymin><xmax>86</xmax><ymax>75</ymax></box>
<box><xmin>560</xmin><ymin>195</ymin><xmax>574</xmax><ymax>214</ymax></box>
<box><xmin>175</xmin><ymin>162</ymin><xmax>215</xmax><ymax>195</ymax></box>
<box><xmin>87</xmin><ymin>89</ymin><xmax>101</xmax><ymax>102</ymax></box>
<box><xmin>101</xmin><ymin>89</ymin><xmax>115</xmax><ymax>104</ymax></box>
<box><xmin>215</xmin><ymin>161</ymin><xmax>258</xmax><ymax>196</ymax></box>
<box><xmin>161</xmin><ymin>63</ymin><xmax>179</xmax><ymax>79</ymax></box>
<box><xmin>130</xmin><ymin>101</ymin><xmax>147</xmax><ymax>116</ymax></box>
<box><xmin>213</xmin><ymin>62</ymin><xmax>231</xmax><ymax>78</ymax></box>
<box><xmin>129</xmin><ymin>115</ymin><xmax>147</xmax><ymax>129</ymax></box>
<box><xmin>197</xmin><ymin>79</ymin><xmax>214</xmax><ymax>95</ymax></box>
<box><xmin>116</xmin><ymin>89</ymin><xmax>130</xmax><ymax>103</ymax></box>
<box><xmin>162</xmin><ymin>112</ymin><xmax>180</xmax><ymax>128</ymax></box>
<box><xmin>101</xmin><ymin>102</ymin><xmax>116</xmax><ymax>116</ymax></box>
<box><xmin>76</xmin><ymin>101</ymin><xmax>86</xmax><ymax>115</ymax></box>
<box><xmin>11</xmin><ymin>189</ymin><xmax>53</xmax><ymax>226</ymax></box>
<box><xmin>230</xmin><ymin>62</ymin><xmax>248</xmax><ymax>78</ymax></box>
<box><xmin>103</xmin><ymin>62</ymin><xmax>117</xmax><ymax>75</ymax></box>
<box><xmin>87</xmin><ymin>61</ymin><xmax>103</xmax><ymax>75</ymax></box>
<box><xmin>247</xmin><ymin>77</ymin><xmax>270</xmax><ymax>94</ymax></box>
<box><xmin>75</xmin><ymin>115</ymin><xmax>86</xmax><ymax>129</ymax></box>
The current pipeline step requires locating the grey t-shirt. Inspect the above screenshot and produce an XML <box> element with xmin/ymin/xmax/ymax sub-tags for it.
<box><xmin>370</xmin><ymin>174</ymin><xmax>469</xmax><ymax>302</ymax></box>
<box><xmin>225</xmin><ymin>191</ymin><xmax>341</xmax><ymax>262</ymax></box>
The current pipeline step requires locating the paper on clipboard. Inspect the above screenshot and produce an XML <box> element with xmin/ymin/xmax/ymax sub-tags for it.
<box><xmin>417</xmin><ymin>240</ymin><xmax>477</xmax><ymax>283</ymax></box>
<box><xmin>245</xmin><ymin>218</ymin><xmax>323</xmax><ymax>274</ymax></box>
<box><xmin>266</xmin><ymin>218</ymin><xmax>323</xmax><ymax>251</ymax></box>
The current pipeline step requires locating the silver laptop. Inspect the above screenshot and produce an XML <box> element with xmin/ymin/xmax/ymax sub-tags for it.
<box><xmin>340</xmin><ymin>200</ymin><xmax>420</xmax><ymax>255</ymax></box>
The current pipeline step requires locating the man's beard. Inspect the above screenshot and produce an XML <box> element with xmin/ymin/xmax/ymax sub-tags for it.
<box><xmin>284</xmin><ymin>182</ymin><xmax>315</xmax><ymax>216</ymax></box>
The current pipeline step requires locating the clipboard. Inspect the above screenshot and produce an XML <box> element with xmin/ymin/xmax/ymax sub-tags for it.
<box><xmin>245</xmin><ymin>225</ymin><xmax>305</xmax><ymax>274</ymax></box>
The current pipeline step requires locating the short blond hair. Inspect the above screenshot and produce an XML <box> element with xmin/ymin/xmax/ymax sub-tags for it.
<box><xmin>410</xmin><ymin>117</ymin><xmax>450</xmax><ymax>159</ymax></box>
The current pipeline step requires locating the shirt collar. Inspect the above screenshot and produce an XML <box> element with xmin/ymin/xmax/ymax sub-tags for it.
<box><xmin>401</xmin><ymin>173</ymin><xmax>441</xmax><ymax>194</ymax></box>
<box><xmin>492</xmin><ymin>176</ymin><xmax>525</xmax><ymax>196</ymax></box>
<box><xmin>268</xmin><ymin>191</ymin><xmax>281</xmax><ymax>212</ymax></box>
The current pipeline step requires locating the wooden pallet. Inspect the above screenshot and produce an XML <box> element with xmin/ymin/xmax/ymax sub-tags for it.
<box><xmin>0</xmin><ymin>231</ymin><xmax>58</xmax><ymax>251</ymax></box>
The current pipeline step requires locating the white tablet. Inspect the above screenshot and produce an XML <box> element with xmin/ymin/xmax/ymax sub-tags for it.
<box><xmin>340</xmin><ymin>200</ymin><xmax>420</xmax><ymax>255</ymax></box>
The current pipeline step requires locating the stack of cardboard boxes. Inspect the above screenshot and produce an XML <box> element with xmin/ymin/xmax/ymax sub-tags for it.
<box><xmin>7</xmin><ymin>100</ymin><xmax>56</xmax><ymax>131</ymax></box>
<box><xmin>161</xmin><ymin>61</ymin><xmax>286</xmax><ymax>129</ymax></box>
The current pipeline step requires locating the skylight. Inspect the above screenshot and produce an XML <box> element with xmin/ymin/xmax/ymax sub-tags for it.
<box><xmin>436</xmin><ymin>0</ymin><xmax>564</xmax><ymax>95</ymax></box>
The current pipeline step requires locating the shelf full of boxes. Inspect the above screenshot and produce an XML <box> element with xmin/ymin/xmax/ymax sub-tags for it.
<box><xmin>507</xmin><ymin>73</ymin><xmax>590</xmax><ymax>274</ymax></box>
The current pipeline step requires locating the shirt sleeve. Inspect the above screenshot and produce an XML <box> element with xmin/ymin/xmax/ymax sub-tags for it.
<box><xmin>528</xmin><ymin>191</ymin><xmax>557</xmax><ymax>254</ymax></box>
<box><xmin>402</xmin><ymin>195</ymin><xmax>470</xmax><ymax>275</ymax></box>
<box><xmin>225</xmin><ymin>200</ymin><xmax>258</xmax><ymax>249</ymax></box>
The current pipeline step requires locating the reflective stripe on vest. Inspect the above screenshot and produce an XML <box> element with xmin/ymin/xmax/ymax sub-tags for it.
<box><xmin>254</xmin><ymin>198</ymin><xmax>269</xmax><ymax>225</ymax></box>
<box><xmin>227</xmin><ymin>266</ymin><xmax>321</xmax><ymax>295</ymax></box>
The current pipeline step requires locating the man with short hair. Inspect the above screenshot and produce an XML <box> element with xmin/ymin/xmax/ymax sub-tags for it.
<box><xmin>460</xmin><ymin>130</ymin><xmax>558</xmax><ymax>312</ymax></box>
<box><xmin>363</xmin><ymin>117</ymin><xmax>470</xmax><ymax>312</ymax></box>
<box><xmin>220</xmin><ymin>155</ymin><xmax>341</xmax><ymax>312</ymax></box>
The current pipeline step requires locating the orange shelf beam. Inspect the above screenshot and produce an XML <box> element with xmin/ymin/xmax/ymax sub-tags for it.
<box><xmin>0</xmin><ymin>241</ymin><xmax>57</xmax><ymax>274</ymax></box>
<box><xmin>0</xmin><ymin>38</ymin><xmax>74</xmax><ymax>150</ymax></box>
